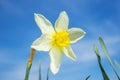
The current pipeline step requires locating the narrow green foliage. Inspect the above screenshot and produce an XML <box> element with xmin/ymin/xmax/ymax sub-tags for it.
<box><xmin>99</xmin><ymin>37</ymin><xmax>120</xmax><ymax>79</ymax></box>
<box><xmin>85</xmin><ymin>75</ymin><xmax>90</xmax><ymax>80</ymax></box>
<box><xmin>47</xmin><ymin>68</ymin><xmax>50</xmax><ymax>80</ymax></box>
<box><xmin>99</xmin><ymin>37</ymin><xmax>113</xmax><ymax>67</ymax></box>
<box><xmin>114</xmin><ymin>70</ymin><xmax>120</xmax><ymax>80</ymax></box>
<box><xmin>24</xmin><ymin>63</ymin><xmax>32</xmax><ymax>80</ymax></box>
<box><xmin>115</xmin><ymin>60</ymin><xmax>120</xmax><ymax>69</ymax></box>
<box><xmin>39</xmin><ymin>62</ymin><xmax>41</xmax><ymax>80</ymax></box>
<box><xmin>94</xmin><ymin>44</ymin><xmax>109</xmax><ymax>80</ymax></box>
<box><xmin>94</xmin><ymin>44</ymin><xmax>100</xmax><ymax>56</ymax></box>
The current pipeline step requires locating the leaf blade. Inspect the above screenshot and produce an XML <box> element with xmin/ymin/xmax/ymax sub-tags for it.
<box><xmin>99</xmin><ymin>37</ymin><xmax>113</xmax><ymax>67</ymax></box>
<box><xmin>94</xmin><ymin>44</ymin><xmax>109</xmax><ymax>80</ymax></box>
<box><xmin>47</xmin><ymin>67</ymin><xmax>50</xmax><ymax>80</ymax></box>
<box><xmin>99</xmin><ymin>37</ymin><xmax>120</xmax><ymax>79</ymax></box>
<box><xmin>85</xmin><ymin>75</ymin><xmax>90</xmax><ymax>80</ymax></box>
<box><xmin>39</xmin><ymin>62</ymin><xmax>41</xmax><ymax>80</ymax></box>
<box><xmin>115</xmin><ymin>60</ymin><xmax>120</xmax><ymax>69</ymax></box>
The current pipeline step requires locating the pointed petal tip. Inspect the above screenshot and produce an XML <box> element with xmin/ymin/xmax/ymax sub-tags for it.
<box><xmin>71</xmin><ymin>53</ymin><xmax>77</xmax><ymax>61</ymax></box>
<box><xmin>50</xmin><ymin>66</ymin><xmax>59</xmax><ymax>75</ymax></box>
<box><xmin>34</xmin><ymin>13</ymin><xmax>38</xmax><ymax>16</ymax></box>
<box><xmin>84</xmin><ymin>31</ymin><xmax>86</xmax><ymax>34</ymax></box>
<box><xmin>83</xmin><ymin>31</ymin><xmax>86</xmax><ymax>37</ymax></box>
<box><xmin>52</xmin><ymin>71</ymin><xmax>57</xmax><ymax>75</ymax></box>
<box><xmin>72</xmin><ymin>56</ymin><xmax>77</xmax><ymax>61</ymax></box>
<box><xmin>34</xmin><ymin>13</ymin><xmax>42</xmax><ymax>17</ymax></box>
<box><xmin>61</xmin><ymin>11</ymin><xmax>66</xmax><ymax>13</ymax></box>
<box><xmin>80</xmin><ymin>28</ymin><xmax>86</xmax><ymax>35</ymax></box>
<box><xmin>80</xmin><ymin>29</ymin><xmax>86</xmax><ymax>37</ymax></box>
<box><xmin>60</xmin><ymin>11</ymin><xmax>68</xmax><ymax>16</ymax></box>
<box><xmin>81</xmin><ymin>31</ymin><xmax>86</xmax><ymax>38</ymax></box>
<box><xmin>34</xmin><ymin>13</ymin><xmax>40</xmax><ymax>18</ymax></box>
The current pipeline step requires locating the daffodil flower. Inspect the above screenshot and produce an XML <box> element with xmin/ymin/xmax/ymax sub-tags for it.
<box><xmin>31</xmin><ymin>11</ymin><xmax>86</xmax><ymax>74</ymax></box>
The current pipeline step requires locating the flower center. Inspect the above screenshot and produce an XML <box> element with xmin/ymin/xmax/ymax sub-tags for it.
<box><xmin>52</xmin><ymin>31</ymin><xmax>70</xmax><ymax>47</ymax></box>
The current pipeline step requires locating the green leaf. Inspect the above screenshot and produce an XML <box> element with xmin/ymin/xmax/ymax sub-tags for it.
<box><xmin>94</xmin><ymin>44</ymin><xmax>109</xmax><ymax>80</ymax></box>
<box><xmin>99</xmin><ymin>37</ymin><xmax>120</xmax><ymax>79</ymax></box>
<box><xmin>99</xmin><ymin>37</ymin><xmax>113</xmax><ymax>67</ymax></box>
<box><xmin>47</xmin><ymin>67</ymin><xmax>50</xmax><ymax>80</ymax></box>
<box><xmin>94</xmin><ymin>44</ymin><xmax>100</xmax><ymax>56</ymax></box>
<box><xmin>115</xmin><ymin>60</ymin><xmax>120</xmax><ymax>70</ymax></box>
<box><xmin>85</xmin><ymin>75</ymin><xmax>90</xmax><ymax>80</ymax></box>
<box><xmin>24</xmin><ymin>63</ymin><xmax>32</xmax><ymax>80</ymax></box>
<box><xmin>39</xmin><ymin>62</ymin><xmax>41</xmax><ymax>80</ymax></box>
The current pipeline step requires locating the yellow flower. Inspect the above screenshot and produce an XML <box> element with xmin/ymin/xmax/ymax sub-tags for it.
<box><xmin>31</xmin><ymin>11</ymin><xmax>86</xmax><ymax>74</ymax></box>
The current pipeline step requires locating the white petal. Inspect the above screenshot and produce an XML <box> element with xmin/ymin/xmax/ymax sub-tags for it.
<box><xmin>55</xmin><ymin>11</ymin><xmax>69</xmax><ymax>32</ymax></box>
<box><xmin>34</xmin><ymin>13</ymin><xmax>55</xmax><ymax>35</ymax></box>
<box><xmin>49</xmin><ymin>47</ymin><xmax>62</xmax><ymax>74</ymax></box>
<box><xmin>63</xmin><ymin>46</ymin><xmax>76</xmax><ymax>60</ymax></box>
<box><xmin>31</xmin><ymin>34</ymin><xmax>52</xmax><ymax>51</ymax></box>
<box><xmin>68</xmin><ymin>28</ymin><xmax>86</xmax><ymax>43</ymax></box>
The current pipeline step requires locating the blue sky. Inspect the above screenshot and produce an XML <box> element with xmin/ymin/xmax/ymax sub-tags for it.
<box><xmin>0</xmin><ymin>0</ymin><xmax>120</xmax><ymax>80</ymax></box>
